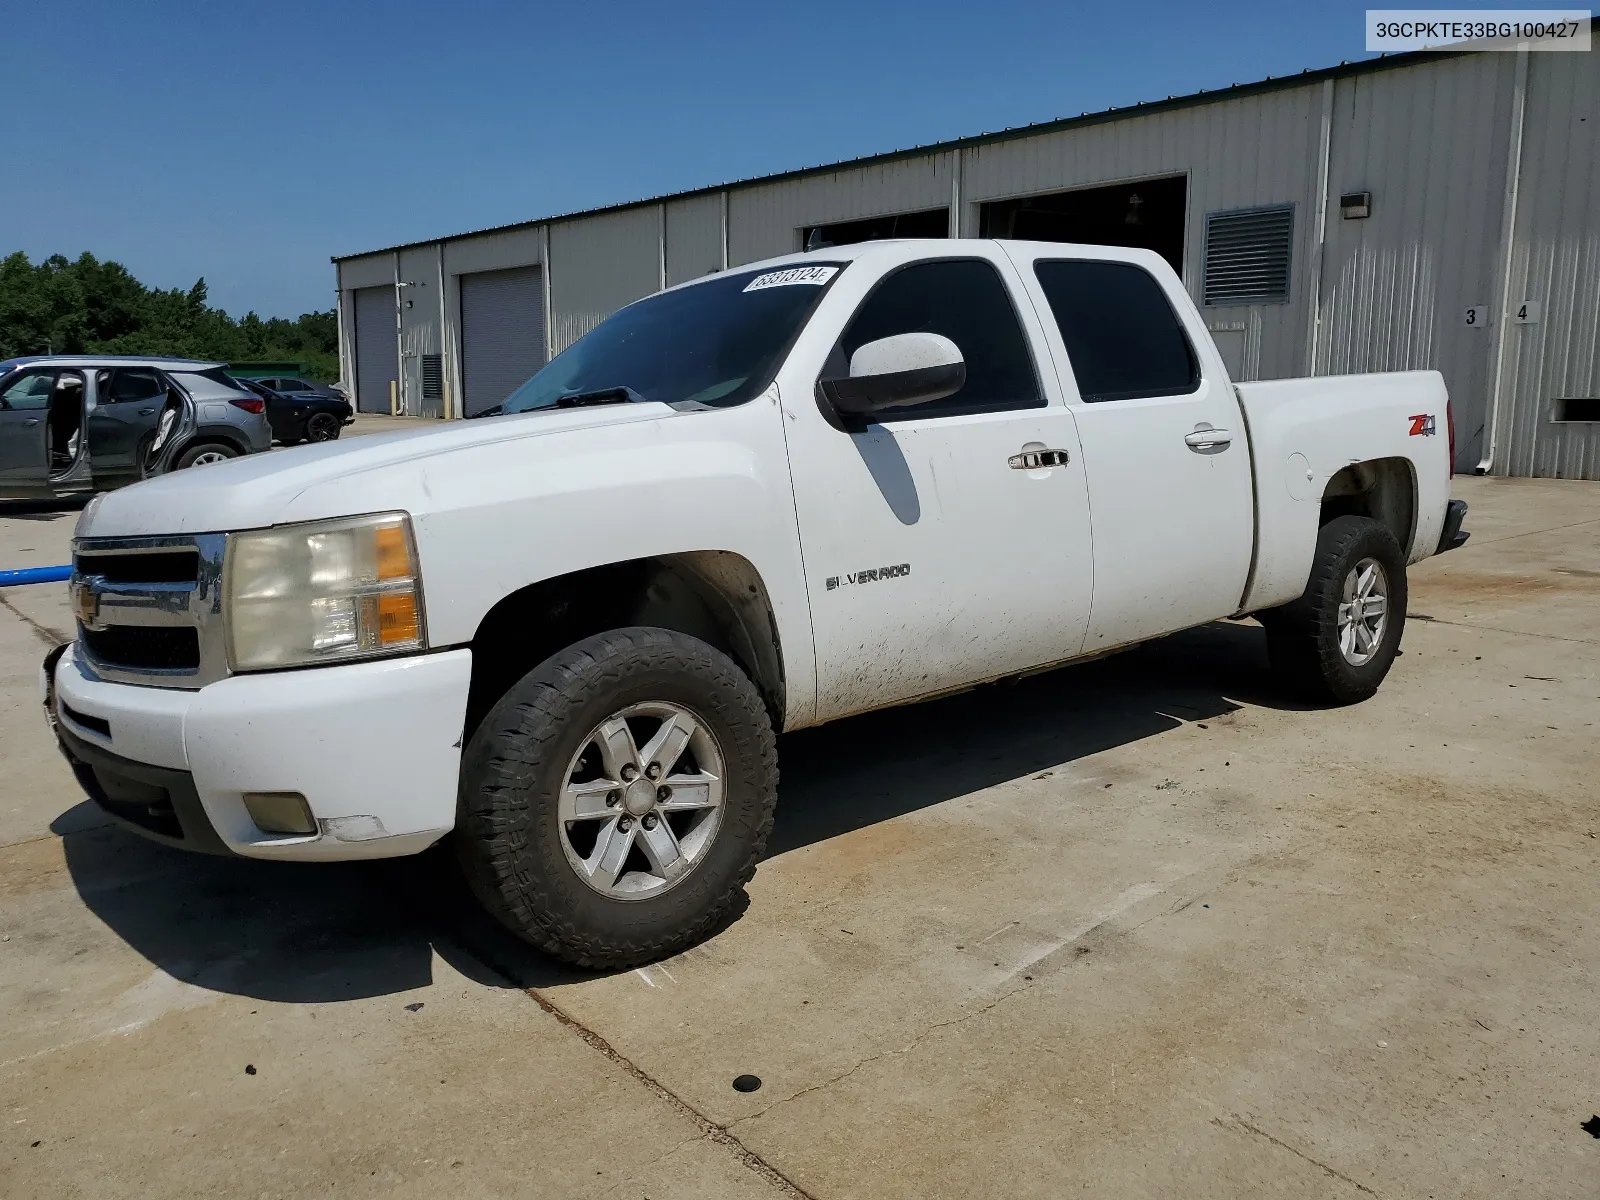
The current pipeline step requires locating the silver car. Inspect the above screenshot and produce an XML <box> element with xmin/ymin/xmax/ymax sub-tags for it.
<box><xmin>0</xmin><ymin>355</ymin><xmax>273</xmax><ymax>499</ymax></box>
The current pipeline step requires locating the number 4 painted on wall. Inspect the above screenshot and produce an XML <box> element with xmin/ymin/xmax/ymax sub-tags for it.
<box><xmin>1513</xmin><ymin>301</ymin><xmax>1541</xmax><ymax>324</ymax></box>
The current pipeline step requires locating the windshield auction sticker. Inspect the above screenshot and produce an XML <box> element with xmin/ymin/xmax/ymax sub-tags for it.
<box><xmin>743</xmin><ymin>266</ymin><xmax>840</xmax><ymax>292</ymax></box>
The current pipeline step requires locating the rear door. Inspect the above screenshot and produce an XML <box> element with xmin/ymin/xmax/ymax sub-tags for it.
<box><xmin>88</xmin><ymin>368</ymin><xmax>166</xmax><ymax>480</ymax></box>
<box><xmin>783</xmin><ymin>249</ymin><xmax>1096</xmax><ymax>722</ymax></box>
<box><xmin>1009</xmin><ymin>248</ymin><xmax>1254</xmax><ymax>652</ymax></box>
<box><xmin>0</xmin><ymin>369</ymin><xmax>53</xmax><ymax>496</ymax></box>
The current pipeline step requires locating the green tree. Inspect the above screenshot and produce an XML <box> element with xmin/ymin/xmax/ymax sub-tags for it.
<box><xmin>0</xmin><ymin>251</ymin><xmax>338</xmax><ymax>380</ymax></box>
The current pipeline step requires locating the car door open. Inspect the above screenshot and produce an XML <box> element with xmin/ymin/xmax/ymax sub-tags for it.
<box><xmin>0</xmin><ymin>367</ymin><xmax>92</xmax><ymax>498</ymax></box>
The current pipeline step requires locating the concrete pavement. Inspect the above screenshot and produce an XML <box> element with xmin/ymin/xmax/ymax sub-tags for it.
<box><xmin>1</xmin><ymin>475</ymin><xmax>1597</xmax><ymax>1197</ymax></box>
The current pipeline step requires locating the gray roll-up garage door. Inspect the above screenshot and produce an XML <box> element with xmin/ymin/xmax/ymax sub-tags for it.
<box><xmin>460</xmin><ymin>266</ymin><xmax>546</xmax><ymax>416</ymax></box>
<box><xmin>353</xmin><ymin>286</ymin><xmax>398</xmax><ymax>414</ymax></box>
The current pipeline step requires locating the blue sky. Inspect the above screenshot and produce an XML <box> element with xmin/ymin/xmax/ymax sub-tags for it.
<box><xmin>5</xmin><ymin>0</ymin><xmax>1428</xmax><ymax>317</ymax></box>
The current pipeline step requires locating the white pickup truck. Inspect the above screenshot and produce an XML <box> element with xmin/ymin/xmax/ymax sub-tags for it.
<box><xmin>46</xmin><ymin>239</ymin><xmax>1468</xmax><ymax>966</ymax></box>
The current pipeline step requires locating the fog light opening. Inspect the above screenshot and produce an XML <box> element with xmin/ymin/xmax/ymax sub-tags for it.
<box><xmin>243</xmin><ymin>791</ymin><xmax>317</xmax><ymax>836</ymax></box>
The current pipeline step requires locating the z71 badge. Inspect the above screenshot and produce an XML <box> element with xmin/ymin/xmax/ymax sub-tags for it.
<box><xmin>1408</xmin><ymin>413</ymin><xmax>1437</xmax><ymax>436</ymax></box>
<box><xmin>826</xmin><ymin>563</ymin><xmax>910</xmax><ymax>591</ymax></box>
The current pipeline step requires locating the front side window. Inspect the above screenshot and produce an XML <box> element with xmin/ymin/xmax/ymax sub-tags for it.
<box><xmin>503</xmin><ymin>263</ymin><xmax>845</xmax><ymax>414</ymax></box>
<box><xmin>833</xmin><ymin>259</ymin><xmax>1041</xmax><ymax>420</ymax></box>
<box><xmin>1034</xmin><ymin>260</ymin><xmax>1200</xmax><ymax>403</ymax></box>
<box><xmin>0</xmin><ymin>370</ymin><xmax>56</xmax><ymax>411</ymax></box>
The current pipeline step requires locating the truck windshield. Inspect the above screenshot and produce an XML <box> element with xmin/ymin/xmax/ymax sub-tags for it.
<box><xmin>502</xmin><ymin>263</ymin><xmax>845</xmax><ymax>414</ymax></box>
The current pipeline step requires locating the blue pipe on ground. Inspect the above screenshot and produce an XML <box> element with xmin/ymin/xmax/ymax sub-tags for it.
<box><xmin>0</xmin><ymin>565</ymin><xmax>72</xmax><ymax>586</ymax></box>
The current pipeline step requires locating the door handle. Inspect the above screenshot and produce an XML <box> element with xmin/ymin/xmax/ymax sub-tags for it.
<box><xmin>1184</xmin><ymin>425</ymin><xmax>1233</xmax><ymax>451</ymax></box>
<box><xmin>1008</xmin><ymin>448</ymin><xmax>1070</xmax><ymax>470</ymax></box>
<box><xmin>22</xmin><ymin>418</ymin><xmax>40</xmax><ymax>426</ymax></box>
<box><xmin>138</xmin><ymin>407</ymin><xmax>155</xmax><ymax>415</ymax></box>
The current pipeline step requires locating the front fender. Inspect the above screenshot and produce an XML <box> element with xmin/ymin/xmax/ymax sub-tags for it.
<box><xmin>282</xmin><ymin>393</ymin><xmax>820</xmax><ymax>727</ymax></box>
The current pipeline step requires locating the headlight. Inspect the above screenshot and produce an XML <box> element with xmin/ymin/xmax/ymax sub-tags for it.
<box><xmin>225</xmin><ymin>512</ymin><xmax>425</xmax><ymax>671</ymax></box>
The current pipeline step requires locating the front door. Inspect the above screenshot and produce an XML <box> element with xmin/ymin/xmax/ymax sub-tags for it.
<box><xmin>1013</xmin><ymin>250</ymin><xmax>1255</xmax><ymax>652</ymax></box>
<box><xmin>0</xmin><ymin>369</ymin><xmax>52</xmax><ymax>497</ymax></box>
<box><xmin>783</xmin><ymin>251</ymin><xmax>1096</xmax><ymax>723</ymax></box>
<box><xmin>0</xmin><ymin>368</ymin><xmax>92</xmax><ymax>498</ymax></box>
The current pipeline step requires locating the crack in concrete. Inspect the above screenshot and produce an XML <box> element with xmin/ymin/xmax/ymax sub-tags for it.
<box><xmin>730</xmin><ymin>986</ymin><xmax>1023</xmax><ymax>1127</ymax></box>
<box><xmin>522</xmin><ymin>987</ymin><xmax>816</xmax><ymax>1199</ymax></box>
<box><xmin>0</xmin><ymin>592</ymin><xmax>70</xmax><ymax>648</ymax></box>
<box><xmin>1214</xmin><ymin>1115</ymin><xmax>1381</xmax><ymax>1196</ymax></box>
<box><xmin>1407</xmin><ymin>614</ymin><xmax>1599</xmax><ymax>646</ymax></box>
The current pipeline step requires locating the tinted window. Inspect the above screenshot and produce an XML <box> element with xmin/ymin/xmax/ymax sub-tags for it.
<box><xmin>835</xmin><ymin>259</ymin><xmax>1039</xmax><ymax>419</ymax></box>
<box><xmin>107</xmin><ymin>369</ymin><xmax>166</xmax><ymax>403</ymax></box>
<box><xmin>170</xmin><ymin>371</ymin><xmax>246</xmax><ymax>399</ymax></box>
<box><xmin>504</xmin><ymin>263</ymin><xmax>845</xmax><ymax>414</ymax></box>
<box><xmin>281</xmin><ymin>378</ymin><xmax>311</xmax><ymax>391</ymax></box>
<box><xmin>1034</xmin><ymin>260</ymin><xmax>1199</xmax><ymax>403</ymax></box>
<box><xmin>192</xmin><ymin>368</ymin><xmax>244</xmax><ymax>389</ymax></box>
<box><xmin>0</xmin><ymin>371</ymin><xmax>56</xmax><ymax>411</ymax></box>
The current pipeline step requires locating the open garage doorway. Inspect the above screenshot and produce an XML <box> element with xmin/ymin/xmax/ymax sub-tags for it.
<box><xmin>980</xmin><ymin>175</ymin><xmax>1186</xmax><ymax>275</ymax></box>
<box><xmin>803</xmin><ymin>207</ymin><xmax>949</xmax><ymax>251</ymax></box>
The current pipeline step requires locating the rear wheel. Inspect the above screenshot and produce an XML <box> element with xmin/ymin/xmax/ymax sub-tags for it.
<box><xmin>175</xmin><ymin>442</ymin><xmax>238</xmax><ymax>469</ymax></box>
<box><xmin>1263</xmin><ymin>515</ymin><xmax>1408</xmax><ymax>704</ymax></box>
<box><xmin>455</xmin><ymin>627</ymin><xmax>777</xmax><ymax>968</ymax></box>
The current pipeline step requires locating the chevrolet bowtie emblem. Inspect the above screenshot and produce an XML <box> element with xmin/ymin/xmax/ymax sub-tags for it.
<box><xmin>72</xmin><ymin>580</ymin><xmax>99</xmax><ymax>628</ymax></box>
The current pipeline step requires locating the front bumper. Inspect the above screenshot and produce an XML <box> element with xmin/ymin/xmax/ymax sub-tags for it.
<box><xmin>45</xmin><ymin>643</ymin><xmax>472</xmax><ymax>860</ymax></box>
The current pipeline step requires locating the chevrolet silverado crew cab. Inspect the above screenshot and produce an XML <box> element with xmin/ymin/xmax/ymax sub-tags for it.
<box><xmin>45</xmin><ymin>240</ymin><xmax>1469</xmax><ymax>967</ymax></box>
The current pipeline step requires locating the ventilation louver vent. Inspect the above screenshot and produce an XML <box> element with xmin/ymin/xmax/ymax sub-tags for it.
<box><xmin>1203</xmin><ymin>206</ymin><xmax>1293</xmax><ymax>305</ymax></box>
<box><xmin>421</xmin><ymin>354</ymin><xmax>443</xmax><ymax>400</ymax></box>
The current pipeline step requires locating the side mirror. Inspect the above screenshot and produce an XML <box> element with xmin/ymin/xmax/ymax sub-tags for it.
<box><xmin>819</xmin><ymin>332</ymin><xmax>966</xmax><ymax>421</ymax></box>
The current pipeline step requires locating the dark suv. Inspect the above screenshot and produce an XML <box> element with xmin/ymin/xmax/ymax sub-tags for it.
<box><xmin>0</xmin><ymin>356</ymin><xmax>273</xmax><ymax>499</ymax></box>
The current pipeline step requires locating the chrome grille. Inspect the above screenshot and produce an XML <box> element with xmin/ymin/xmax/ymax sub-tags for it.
<box><xmin>71</xmin><ymin>534</ymin><xmax>229</xmax><ymax>689</ymax></box>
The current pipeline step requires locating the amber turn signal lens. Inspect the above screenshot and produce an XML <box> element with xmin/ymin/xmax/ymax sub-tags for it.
<box><xmin>375</xmin><ymin>523</ymin><xmax>412</xmax><ymax>580</ymax></box>
<box><xmin>377</xmin><ymin>593</ymin><xmax>419</xmax><ymax>646</ymax></box>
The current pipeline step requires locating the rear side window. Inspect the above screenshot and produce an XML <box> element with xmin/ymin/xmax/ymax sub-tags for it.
<box><xmin>836</xmin><ymin>259</ymin><xmax>1040</xmax><ymax>419</ymax></box>
<box><xmin>1034</xmin><ymin>260</ymin><xmax>1200</xmax><ymax>403</ymax></box>
<box><xmin>171</xmin><ymin>371</ymin><xmax>244</xmax><ymax>399</ymax></box>
<box><xmin>106</xmin><ymin>369</ymin><xmax>166</xmax><ymax>403</ymax></box>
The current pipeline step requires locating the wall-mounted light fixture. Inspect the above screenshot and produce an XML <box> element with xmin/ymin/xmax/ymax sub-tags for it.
<box><xmin>1340</xmin><ymin>191</ymin><xmax>1371</xmax><ymax>219</ymax></box>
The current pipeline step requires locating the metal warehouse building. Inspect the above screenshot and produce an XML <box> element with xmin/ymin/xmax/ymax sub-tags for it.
<box><xmin>333</xmin><ymin>48</ymin><xmax>1599</xmax><ymax>478</ymax></box>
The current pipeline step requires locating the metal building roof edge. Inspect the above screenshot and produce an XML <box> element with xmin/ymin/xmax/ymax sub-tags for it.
<box><xmin>331</xmin><ymin>48</ymin><xmax>1466</xmax><ymax>263</ymax></box>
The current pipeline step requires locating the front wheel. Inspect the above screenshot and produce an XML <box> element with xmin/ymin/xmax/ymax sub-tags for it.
<box><xmin>455</xmin><ymin>627</ymin><xmax>777</xmax><ymax>969</ymax></box>
<box><xmin>1262</xmin><ymin>515</ymin><xmax>1408</xmax><ymax>705</ymax></box>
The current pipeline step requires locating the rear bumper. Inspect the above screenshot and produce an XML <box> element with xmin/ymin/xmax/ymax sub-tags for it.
<box><xmin>46</xmin><ymin>643</ymin><xmax>472</xmax><ymax>860</ymax></box>
<box><xmin>1436</xmin><ymin>499</ymin><xmax>1470</xmax><ymax>554</ymax></box>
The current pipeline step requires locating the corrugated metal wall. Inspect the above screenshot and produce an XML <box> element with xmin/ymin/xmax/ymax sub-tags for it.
<box><xmin>332</xmin><ymin>52</ymin><xmax>1600</xmax><ymax>476</ymax></box>
<box><xmin>1500</xmin><ymin>51</ymin><xmax>1600</xmax><ymax>479</ymax></box>
<box><xmin>727</xmin><ymin>154</ymin><xmax>952</xmax><ymax>265</ymax></box>
<box><xmin>397</xmin><ymin>245</ymin><xmax>443</xmax><ymax>417</ymax></box>
<box><xmin>1318</xmin><ymin>55</ymin><xmax>1516</xmax><ymax>469</ymax></box>
<box><xmin>665</xmin><ymin>193</ymin><xmax>724</xmax><ymax>285</ymax></box>
<box><xmin>963</xmin><ymin>86</ymin><xmax>1324</xmax><ymax>382</ymax></box>
<box><xmin>548</xmin><ymin>206</ymin><xmax>661</xmax><ymax>352</ymax></box>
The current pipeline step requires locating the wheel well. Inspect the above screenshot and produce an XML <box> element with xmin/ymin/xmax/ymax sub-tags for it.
<box><xmin>462</xmin><ymin>552</ymin><xmax>786</xmax><ymax>744</ymax></box>
<box><xmin>1320</xmin><ymin>458</ymin><xmax>1415</xmax><ymax>553</ymax></box>
<box><xmin>176</xmin><ymin>434</ymin><xmax>246</xmax><ymax>457</ymax></box>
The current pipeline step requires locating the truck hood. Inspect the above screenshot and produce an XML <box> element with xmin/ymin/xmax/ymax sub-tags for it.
<box><xmin>82</xmin><ymin>403</ymin><xmax>677</xmax><ymax>537</ymax></box>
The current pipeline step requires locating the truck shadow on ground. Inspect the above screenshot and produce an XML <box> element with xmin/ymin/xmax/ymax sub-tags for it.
<box><xmin>0</xmin><ymin>497</ymin><xmax>90</xmax><ymax>523</ymax></box>
<box><xmin>56</xmin><ymin>618</ymin><xmax>1307</xmax><ymax>1000</ymax></box>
